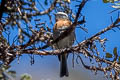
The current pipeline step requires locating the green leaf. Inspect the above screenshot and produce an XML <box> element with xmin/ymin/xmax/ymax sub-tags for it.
<box><xmin>2</xmin><ymin>65</ymin><xmax>11</xmax><ymax>71</ymax></box>
<box><xmin>0</xmin><ymin>74</ymin><xmax>3</xmax><ymax>78</ymax></box>
<box><xmin>8</xmin><ymin>71</ymin><xmax>16</xmax><ymax>75</ymax></box>
<box><xmin>114</xmin><ymin>3</ymin><xmax>120</xmax><ymax>6</ymax></box>
<box><xmin>114</xmin><ymin>0</ymin><xmax>119</xmax><ymax>1</ymax></box>
<box><xmin>8</xmin><ymin>71</ymin><xmax>16</xmax><ymax>78</ymax></box>
<box><xmin>20</xmin><ymin>73</ymin><xmax>32</xmax><ymax>80</ymax></box>
<box><xmin>103</xmin><ymin>0</ymin><xmax>119</xmax><ymax>3</ymax></box>
<box><xmin>113</xmin><ymin>47</ymin><xmax>118</xmax><ymax>57</ymax></box>
<box><xmin>5</xmin><ymin>65</ymin><xmax>11</xmax><ymax>69</ymax></box>
<box><xmin>103</xmin><ymin>0</ymin><xmax>109</xmax><ymax>3</ymax></box>
<box><xmin>110</xmin><ymin>0</ymin><xmax>114</xmax><ymax>3</ymax></box>
<box><xmin>106</xmin><ymin>53</ymin><xmax>113</xmax><ymax>58</ymax></box>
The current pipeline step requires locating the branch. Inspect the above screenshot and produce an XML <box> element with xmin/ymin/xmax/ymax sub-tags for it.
<box><xmin>77</xmin><ymin>17</ymin><xmax>120</xmax><ymax>47</ymax></box>
<box><xmin>10</xmin><ymin>16</ymin><xmax>120</xmax><ymax>57</ymax></box>
<box><xmin>79</xmin><ymin>55</ymin><xmax>112</xmax><ymax>72</ymax></box>
<box><xmin>90</xmin><ymin>17</ymin><xmax>120</xmax><ymax>40</ymax></box>
<box><xmin>29</xmin><ymin>0</ymin><xmax>57</xmax><ymax>16</ymax></box>
<box><xmin>5</xmin><ymin>15</ymin><xmax>120</xmax><ymax>66</ymax></box>
<box><xmin>0</xmin><ymin>0</ymin><xmax>7</xmax><ymax>22</ymax></box>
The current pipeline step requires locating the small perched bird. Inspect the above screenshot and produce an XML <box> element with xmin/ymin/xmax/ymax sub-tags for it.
<box><xmin>53</xmin><ymin>12</ymin><xmax>76</xmax><ymax>77</ymax></box>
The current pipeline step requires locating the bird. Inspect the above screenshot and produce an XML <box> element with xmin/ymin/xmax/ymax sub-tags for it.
<box><xmin>53</xmin><ymin>12</ymin><xmax>76</xmax><ymax>77</ymax></box>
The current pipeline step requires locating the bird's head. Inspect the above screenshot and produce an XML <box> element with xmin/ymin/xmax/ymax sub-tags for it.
<box><xmin>55</xmin><ymin>12</ymin><xmax>68</xmax><ymax>21</ymax></box>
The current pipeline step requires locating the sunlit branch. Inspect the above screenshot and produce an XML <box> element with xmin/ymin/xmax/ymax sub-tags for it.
<box><xmin>29</xmin><ymin>0</ymin><xmax>57</xmax><ymax>16</ymax></box>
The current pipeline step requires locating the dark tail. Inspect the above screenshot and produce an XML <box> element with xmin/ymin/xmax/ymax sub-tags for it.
<box><xmin>59</xmin><ymin>54</ymin><xmax>69</xmax><ymax>77</ymax></box>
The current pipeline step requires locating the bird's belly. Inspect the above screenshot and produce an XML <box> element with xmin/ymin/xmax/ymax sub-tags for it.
<box><xmin>55</xmin><ymin>32</ymin><xmax>75</xmax><ymax>49</ymax></box>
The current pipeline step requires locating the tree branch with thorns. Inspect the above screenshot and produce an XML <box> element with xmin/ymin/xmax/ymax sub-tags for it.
<box><xmin>0</xmin><ymin>0</ymin><xmax>120</xmax><ymax>79</ymax></box>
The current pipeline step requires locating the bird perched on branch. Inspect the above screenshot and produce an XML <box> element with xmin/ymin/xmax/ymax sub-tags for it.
<box><xmin>53</xmin><ymin>12</ymin><xmax>76</xmax><ymax>77</ymax></box>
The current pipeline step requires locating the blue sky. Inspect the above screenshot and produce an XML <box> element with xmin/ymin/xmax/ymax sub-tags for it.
<box><xmin>6</xmin><ymin>0</ymin><xmax>120</xmax><ymax>80</ymax></box>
